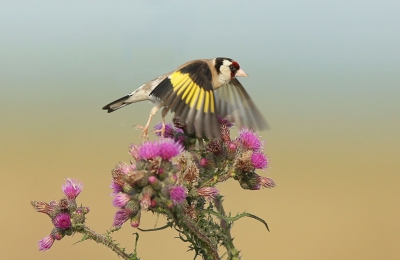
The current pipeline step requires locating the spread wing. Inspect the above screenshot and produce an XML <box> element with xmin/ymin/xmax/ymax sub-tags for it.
<box><xmin>214</xmin><ymin>78</ymin><xmax>268</xmax><ymax>131</ymax></box>
<box><xmin>150</xmin><ymin>60</ymin><xmax>220</xmax><ymax>139</ymax></box>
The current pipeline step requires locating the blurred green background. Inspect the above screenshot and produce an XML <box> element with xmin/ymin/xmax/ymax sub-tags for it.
<box><xmin>1</xmin><ymin>1</ymin><xmax>399</xmax><ymax>259</ymax></box>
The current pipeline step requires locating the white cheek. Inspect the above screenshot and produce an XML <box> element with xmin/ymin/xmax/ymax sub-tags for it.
<box><xmin>218</xmin><ymin>67</ymin><xmax>232</xmax><ymax>85</ymax></box>
<box><xmin>222</xmin><ymin>59</ymin><xmax>232</xmax><ymax>66</ymax></box>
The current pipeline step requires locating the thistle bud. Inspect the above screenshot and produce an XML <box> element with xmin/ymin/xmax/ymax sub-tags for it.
<box><xmin>148</xmin><ymin>175</ymin><xmax>162</xmax><ymax>191</ymax></box>
<box><xmin>237</xmin><ymin>172</ymin><xmax>261</xmax><ymax>190</ymax></box>
<box><xmin>122</xmin><ymin>183</ymin><xmax>133</xmax><ymax>193</ymax></box>
<box><xmin>71</xmin><ymin>207</ymin><xmax>88</xmax><ymax>225</ymax></box>
<box><xmin>199</xmin><ymin>158</ymin><xmax>209</xmax><ymax>167</ymax></box>
<box><xmin>227</xmin><ymin>142</ymin><xmax>237</xmax><ymax>153</ymax></box>
<box><xmin>130</xmin><ymin>211</ymin><xmax>141</xmax><ymax>228</ymax></box>
<box><xmin>125</xmin><ymin>200</ymin><xmax>140</xmax><ymax>217</ymax></box>
<box><xmin>160</xmin><ymin>160</ymin><xmax>173</xmax><ymax>172</ymax></box>
<box><xmin>135</xmin><ymin>171</ymin><xmax>151</xmax><ymax>188</ymax></box>
<box><xmin>51</xmin><ymin>228</ymin><xmax>65</xmax><ymax>241</ymax></box>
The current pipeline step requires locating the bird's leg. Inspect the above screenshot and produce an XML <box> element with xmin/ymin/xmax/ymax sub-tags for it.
<box><xmin>153</xmin><ymin>117</ymin><xmax>166</xmax><ymax>138</ymax></box>
<box><xmin>198</xmin><ymin>139</ymin><xmax>204</xmax><ymax>150</ymax></box>
<box><xmin>135</xmin><ymin>104</ymin><xmax>162</xmax><ymax>140</ymax></box>
<box><xmin>153</xmin><ymin>107</ymin><xmax>169</xmax><ymax>138</ymax></box>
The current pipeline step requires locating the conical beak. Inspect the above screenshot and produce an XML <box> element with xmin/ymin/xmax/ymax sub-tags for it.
<box><xmin>235</xmin><ymin>68</ymin><xmax>248</xmax><ymax>77</ymax></box>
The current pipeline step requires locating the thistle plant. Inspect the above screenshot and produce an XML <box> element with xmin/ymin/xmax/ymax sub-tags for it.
<box><xmin>31</xmin><ymin>117</ymin><xmax>275</xmax><ymax>260</ymax></box>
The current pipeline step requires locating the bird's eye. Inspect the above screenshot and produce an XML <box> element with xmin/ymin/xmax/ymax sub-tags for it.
<box><xmin>229</xmin><ymin>65</ymin><xmax>234</xmax><ymax>70</ymax></box>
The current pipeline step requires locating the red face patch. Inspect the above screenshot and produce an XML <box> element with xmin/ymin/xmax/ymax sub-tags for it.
<box><xmin>232</xmin><ymin>61</ymin><xmax>240</xmax><ymax>69</ymax></box>
<box><xmin>229</xmin><ymin>61</ymin><xmax>241</xmax><ymax>78</ymax></box>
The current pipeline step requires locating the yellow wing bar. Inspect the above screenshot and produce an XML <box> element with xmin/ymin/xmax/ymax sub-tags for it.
<box><xmin>169</xmin><ymin>71</ymin><xmax>215</xmax><ymax>114</ymax></box>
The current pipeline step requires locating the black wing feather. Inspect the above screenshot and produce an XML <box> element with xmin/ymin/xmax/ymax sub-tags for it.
<box><xmin>150</xmin><ymin>60</ymin><xmax>220</xmax><ymax>139</ymax></box>
<box><xmin>214</xmin><ymin>78</ymin><xmax>268</xmax><ymax>131</ymax></box>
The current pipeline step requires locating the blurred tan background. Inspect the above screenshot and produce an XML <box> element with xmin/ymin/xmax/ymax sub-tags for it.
<box><xmin>1</xmin><ymin>1</ymin><xmax>399</xmax><ymax>259</ymax></box>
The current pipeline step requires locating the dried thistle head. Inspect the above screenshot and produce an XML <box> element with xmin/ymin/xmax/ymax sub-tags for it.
<box><xmin>207</xmin><ymin>139</ymin><xmax>222</xmax><ymax>155</ymax></box>
<box><xmin>183</xmin><ymin>203</ymin><xmax>199</xmax><ymax>221</ymax></box>
<box><xmin>236</xmin><ymin>150</ymin><xmax>254</xmax><ymax>172</ymax></box>
<box><xmin>182</xmin><ymin>163</ymin><xmax>200</xmax><ymax>186</ymax></box>
<box><xmin>220</xmin><ymin>124</ymin><xmax>231</xmax><ymax>143</ymax></box>
<box><xmin>126</xmin><ymin>170</ymin><xmax>145</xmax><ymax>184</ymax></box>
<box><xmin>177</xmin><ymin>154</ymin><xmax>188</xmax><ymax>173</ymax></box>
<box><xmin>58</xmin><ymin>198</ymin><xmax>69</xmax><ymax>211</ymax></box>
<box><xmin>31</xmin><ymin>201</ymin><xmax>59</xmax><ymax>218</ymax></box>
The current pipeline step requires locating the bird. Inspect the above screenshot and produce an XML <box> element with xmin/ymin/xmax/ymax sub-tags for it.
<box><xmin>102</xmin><ymin>57</ymin><xmax>268</xmax><ymax>139</ymax></box>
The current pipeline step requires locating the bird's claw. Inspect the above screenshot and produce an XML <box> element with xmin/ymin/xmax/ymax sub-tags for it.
<box><xmin>134</xmin><ymin>125</ymin><xmax>149</xmax><ymax>140</ymax></box>
<box><xmin>153</xmin><ymin>124</ymin><xmax>166</xmax><ymax>138</ymax></box>
<box><xmin>153</xmin><ymin>129</ymin><xmax>165</xmax><ymax>138</ymax></box>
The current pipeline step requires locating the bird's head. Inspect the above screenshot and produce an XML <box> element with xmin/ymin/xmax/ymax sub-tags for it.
<box><xmin>214</xmin><ymin>57</ymin><xmax>248</xmax><ymax>85</ymax></box>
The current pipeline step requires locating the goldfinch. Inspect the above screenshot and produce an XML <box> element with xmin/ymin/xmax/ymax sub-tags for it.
<box><xmin>102</xmin><ymin>57</ymin><xmax>267</xmax><ymax>139</ymax></box>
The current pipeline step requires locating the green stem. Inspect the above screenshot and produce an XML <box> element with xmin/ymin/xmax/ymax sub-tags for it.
<box><xmin>78</xmin><ymin>226</ymin><xmax>134</xmax><ymax>260</ymax></box>
<box><xmin>213</xmin><ymin>197</ymin><xmax>240</xmax><ymax>260</ymax></box>
<box><xmin>200</xmin><ymin>166</ymin><xmax>235</xmax><ymax>188</ymax></box>
<box><xmin>180</xmin><ymin>215</ymin><xmax>220</xmax><ymax>260</ymax></box>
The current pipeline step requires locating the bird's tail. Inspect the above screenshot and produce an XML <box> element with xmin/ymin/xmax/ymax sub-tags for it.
<box><xmin>102</xmin><ymin>95</ymin><xmax>132</xmax><ymax>113</ymax></box>
<box><xmin>102</xmin><ymin>82</ymin><xmax>153</xmax><ymax>113</ymax></box>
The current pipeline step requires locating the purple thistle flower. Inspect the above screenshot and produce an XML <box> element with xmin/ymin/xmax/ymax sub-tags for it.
<box><xmin>129</xmin><ymin>144</ymin><xmax>140</xmax><ymax>160</ymax></box>
<box><xmin>110</xmin><ymin>180</ymin><xmax>123</xmax><ymax>195</ymax></box>
<box><xmin>197</xmin><ymin>187</ymin><xmax>219</xmax><ymax>200</ymax></box>
<box><xmin>174</xmin><ymin>132</ymin><xmax>186</xmax><ymax>145</ymax></box>
<box><xmin>257</xmin><ymin>176</ymin><xmax>276</xmax><ymax>189</ymax></box>
<box><xmin>158</xmin><ymin>139</ymin><xmax>183</xmax><ymax>160</ymax></box>
<box><xmin>154</xmin><ymin>123</ymin><xmax>176</xmax><ymax>138</ymax></box>
<box><xmin>112</xmin><ymin>193</ymin><xmax>130</xmax><ymax>208</ymax></box>
<box><xmin>113</xmin><ymin>208</ymin><xmax>132</xmax><ymax>227</ymax></box>
<box><xmin>169</xmin><ymin>185</ymin><xmax>187</xmax><ymax>205</ymax></box>
<box><xmin>138</xmin><ymin>141</ymin><xmax>160</xmax><ymax>160</ymax></box>
<box><xmin>238</xmin><ymin>129</ymin><xmax>263</xmax><ymax>151</ymax></box>
<box><xmin>38</xmin><ymin>235</ymin><xmax>54</xmax><ymax>251</ymax></box>
<box><xmin>52</xmin><ymin>212</ymin><xmax>71</xmax><ymax>230</ymax></box>
<box><xmin>62</xmin><ymin>178</ymin><xmax>83</xmax><ymax>199</ymax></box>
<box><xmin>251</xmin><ymin>152</ymin><xmax>268</xmax><ymax>169</ymax></box>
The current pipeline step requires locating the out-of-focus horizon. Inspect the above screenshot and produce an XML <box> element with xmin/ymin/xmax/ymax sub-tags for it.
<box><xmin>1</xmin><ymin>1</ymin><xmax>399</xmax><ymax>259</ymax></box>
